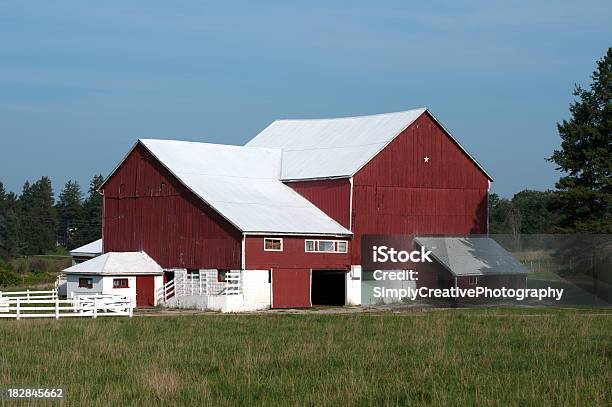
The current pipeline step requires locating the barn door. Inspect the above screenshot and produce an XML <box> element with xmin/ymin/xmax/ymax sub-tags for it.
<box><xmin>272</xmin><ymin>268</ymin><xmax>311</xmax><ymax>309</ymax></box>
<box><xmin>136</xmin><ymin>275</ymin><xmax>155</xmax><ymax>307</ymax></box>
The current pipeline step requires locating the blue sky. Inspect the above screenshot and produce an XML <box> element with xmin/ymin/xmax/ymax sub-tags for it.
<box><xmin>0</xmin><ymin>1</ymin><xmax>610</xmax><ymax>197</ymax></box>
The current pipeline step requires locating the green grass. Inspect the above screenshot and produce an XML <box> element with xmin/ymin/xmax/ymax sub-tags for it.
<box><xmin>0</xmin><ymin>309</ymin><xmax>610</xmax><ymax>406</ymax></box>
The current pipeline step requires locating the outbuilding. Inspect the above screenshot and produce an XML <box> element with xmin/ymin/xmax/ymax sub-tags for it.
<box><xmin>69</xmin><ymin>239</ymin><xmax>103</xmax><ymax>265</ymax></box>
<box><xmin>63</xmin><ymin>251</ymin><xmax>164</xmax><ymax>307</ymax></box>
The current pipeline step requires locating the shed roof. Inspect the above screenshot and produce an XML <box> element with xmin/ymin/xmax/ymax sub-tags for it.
<box><xmin>69</xmin><ymin>239</ymin><xmax>103</xmax><ymax>257</ymax></box>
<box><xmin>246</xmin><ymin>108</ymin><xmax>492</xmax><ymax>181</ymax></box>
<box><xmin>137</xmin><ymin>139</ymin><xmax>352</xmax><ymax>236</ymax></box>
<box><xmin>414</xmin><ymin>236</ymin><xmax>529</xmax><ymax>276</ymax></box>
<box><xmin>63</xmin><ymin>251</ymin><xmax>163</xmax><ymax>275</ymax></box>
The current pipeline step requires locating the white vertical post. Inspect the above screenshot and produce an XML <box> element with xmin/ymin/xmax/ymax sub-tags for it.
<box><xmin>55</xmin><ymin>296</ymin><xmax>60</xmax><ymax>319</ymax></box>
<box><xmin>16</xmin><ymin>298</ymin><xmax>20</xmax><ymax>320</ymax></box>
<box><xmin>26</xmin><ymin>289</ymin><xmax>30</xmax><ymax>301</ymax></box>
<box><xmin>199</xmin><ymin>273</ymin><xmax>202</xmax><ymax>295</ymax></box>
<box><xmin>93</xmin><ymin>298</ymin><xmax>98</xmax><ymax>319</ymax></box>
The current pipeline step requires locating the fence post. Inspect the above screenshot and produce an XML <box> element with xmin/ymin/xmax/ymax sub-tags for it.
<box><xmin>16</xmin><ymin>298</ymin><xmax>20</xmax><ymax>320</ymax></box>
<box><xmin>55</xmin><ymin>296</ymin><xmax>60</xmax><ymax>320</ymax></box>
<box><xmin>93</xmin><ymin>298</ymin><xmax>97</xmax><ymax>319</ymax></box>
<box><xmin>26</xmin><ymin>289</ymin><xmax>30</xmax><ymax>301</ymax></box>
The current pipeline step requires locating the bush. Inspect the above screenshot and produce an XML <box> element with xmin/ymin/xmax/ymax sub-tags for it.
<box><xmin>0</xmin><ymin>266</ymin><xmax>20</xmax><ymax>287</ymax></box>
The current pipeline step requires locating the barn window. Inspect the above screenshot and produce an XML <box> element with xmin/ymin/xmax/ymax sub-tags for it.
<box><xmin>264</xmin><ymin>238</ymin><xmax>283</xmax><ymax>251</ymax></box>
<box><xmin>305</xmin><ymin>240</ymin><xmax>316</xmax><ymax>252</ymax></box>
<box><xmin>217</xmin><ymin>269</ymin><xmax>229</xmax><ymax>282</ymax></box>
<box><xmin>113</xmin><ymin>278</ymin><xmax>129</xmax><ymax>288</ymax></box>
<box><xmin>78</xmin><ymin>278</ymin><xmax>93</xmax><ymax>288</ymax></box>
<box><xmin>318</xmin><ymin>241</ymin><xmax>335</xmax><ymax>252</ymax></box>
<box><xmin>305</xmin><ymin>240</ymin><xmax>348</xmax><ymax>253</ymax></box>
<box><xmin>468</xmin><ymin>276</ymin><xmax>478</xmax><ymax>285</ymax></box>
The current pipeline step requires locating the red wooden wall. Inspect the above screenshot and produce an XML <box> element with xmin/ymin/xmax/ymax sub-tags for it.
<box><xmin>286</xmin><ymin>179</ymin><xmax>352</xmax><ymax>229</ymax></box>
<box><xmin>245</xmin><ymin>236</ymin><xmax>350</xmax><ymax>270</ymax></box>
<box><xmin>351</xmin><ymin>112</ymin><xmax>490</xmax><ymax>264</ymax></box>
<box><xmin>102</xmin><ymin>143</ymin><xmax>243</xmax><ymax>270</ymax></box>
<box><xmin>245</xmin><ymin>236</ymin><xmax>350</xmax><ymax>308</ymax></box>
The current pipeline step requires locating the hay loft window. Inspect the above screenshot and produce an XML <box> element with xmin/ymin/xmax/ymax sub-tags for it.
<box><xmin>305</xmin><ymin>240</ymin><xmax>348</xmax><ymax>253</ymax></box>
<box><xmin>78</xmin><ymin>278</ymin><xmax>93</xmax><ymax>288</ymax></box>
<box><xmin>113</xmin><ymin>278</ymin><xmax>129</xmax><ymax>288</ymax></box>
<box><xmin>468</xmin><ymin>276</ymin><xmax>478</xmax><ymax>285</ymax></box>
<box><xmin>264</xmin><ymin>238</ymin><xmax>283</xmax><ymax>252</ymax></box>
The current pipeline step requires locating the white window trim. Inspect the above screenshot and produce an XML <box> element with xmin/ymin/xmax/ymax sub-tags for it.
<box><xmin>305</xmin><ymin>239</ymin><xmax>349</xmax><ymax>253</ymax></box>
<box><xmin>468</xmin><ymin>276</ymin><xmax>478</xmax><ymax>285</ymax></box>
<box><xmin>305</xmin><ymin>240</ymin><xmax>316</xmax><ymax>252</ymax></box>
<box><xmin>264</xmin><ymin>237</ymin><xmax>283</xmax><ymax>252</ymax></box>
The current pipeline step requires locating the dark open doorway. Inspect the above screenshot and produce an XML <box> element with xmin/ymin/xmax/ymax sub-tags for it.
<box><xmin>311</xmin><ymin>270</ymin><xmax>346</xmax><ymax>306</ymax></box>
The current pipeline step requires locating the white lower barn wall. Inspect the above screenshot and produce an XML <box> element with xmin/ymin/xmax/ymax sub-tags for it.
<box><xmin>346</xmin><ymin>266</ymin><xmax>362</xmax><ymax>306</ymax></box>
<box><xmin>168</xmin><ymin>270</ymin><xmax>271</xmax><ymax>312</ymax></box>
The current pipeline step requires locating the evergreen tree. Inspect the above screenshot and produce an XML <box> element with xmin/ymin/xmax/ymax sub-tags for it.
<box><xmin>56</xmin><ymin>180</ymin><xmax>83</xmax><ymax>249</ymax></box>
<box><xmin>548</xmin><ymin>48</ymin><xmax>612</xmax><ymax>232</ymax></box>
<box><xmin>0</xmin><ymin>183</ymin><xmax>21</xmax><ymax>259</ymax></box>
<box><xmin>74</xmin><ymin>175</ymin><xmax>104</xmax><ymax>248</ymax></box>
<box><xmin>20</xmin><ymin>177</ymin><xmax>57</xmax><ymax>255</ymax></box>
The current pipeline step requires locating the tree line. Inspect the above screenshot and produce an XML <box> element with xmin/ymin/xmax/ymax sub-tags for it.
<box><xmin>0</xmin><ymin>174</ymin><xmax>104</xmax><ymax>260</ymax></box>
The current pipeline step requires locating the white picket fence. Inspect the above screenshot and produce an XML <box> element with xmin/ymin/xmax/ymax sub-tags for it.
<box><xmin>0</xmin><ymin>290</ymin><xmax>134</xmax><ymax>320</ymax></box>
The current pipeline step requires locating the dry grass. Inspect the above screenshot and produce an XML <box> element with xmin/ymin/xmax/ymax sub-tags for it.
<box><xmin>0</xmin><ymin>309</ymin><xmax>610</xmax><ymax>406</ymax></box>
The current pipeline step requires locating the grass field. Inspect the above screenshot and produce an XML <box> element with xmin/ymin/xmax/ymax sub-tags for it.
<box><xmin>0</xmin><ymin>309</ymin><xmax>610</xmax><ymax>406</ymax></box>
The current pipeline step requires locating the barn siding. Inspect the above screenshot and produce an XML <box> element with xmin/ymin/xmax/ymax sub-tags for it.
<box><xmin>352</xmin><ymin>112</ymin><xmax>489</xmax><ymax>264</ymax></box>
<box><xmin>245</xmin><ymin>236</ymin><xmax>350</xmax><ymax>308</ymax></box>
<box><xmin>285</xmin><ymin>179</ymin><xmax>352</xmax><ymax>229</ymax></box>
<box><xmin>102</xmin><ymin>143</ymin><xmax>243</xmax><ymax>270</ymax></box>
<box><xmin>244</xmin><ymin>236</ymin><xmax>350</xmax><ymax>270</ymax></box>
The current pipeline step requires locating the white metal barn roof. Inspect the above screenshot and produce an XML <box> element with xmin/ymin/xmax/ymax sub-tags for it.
<box><xmin>414</xmin><ymin>237</ymin><xmax>529</xmax><ymax>276</ymax></box>
<box><xmin>139</xmin><ymin>139</ymin><xmax>352</xmax><ymax>236</ymax></box>
<box><xmin>246</xmin><ymin>108</ymin><xmax>492</xmax><ymax>181</ymax></box>
<box><xmin>63</xmin><ymin>252</ymin><xmax>163</xmax><ymax>275</ymax></box>
<box><xmin>69</xmin><ymin>239</ymin><xmax>103</xmax><ymax>257</ymax></box>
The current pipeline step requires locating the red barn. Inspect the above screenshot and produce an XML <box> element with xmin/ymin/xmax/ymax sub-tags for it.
<box><xmin>97</xmin><ymin>108</ymin><xmax>525</xmax><ymax>310</ymax></box>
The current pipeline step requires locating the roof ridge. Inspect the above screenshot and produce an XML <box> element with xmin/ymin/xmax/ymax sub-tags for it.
<box><xmin>140</xmin><ymin>138</ymin><xmax>281</xmax><ymax>152</ymax></box>
<box><xmin>273</xmin><ymin>107</ymin><xmax>427</xmax><ymax>122</ymax></box>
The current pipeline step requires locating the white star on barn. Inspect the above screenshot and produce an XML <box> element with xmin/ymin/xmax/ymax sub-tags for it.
<box><xmin>424</xmin><ymin>156</ymin><xmax>430</xmax><ymax>163</ymax></box>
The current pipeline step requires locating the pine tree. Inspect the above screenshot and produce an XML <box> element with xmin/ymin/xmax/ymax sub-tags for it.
<box><xmin>56</xmin><ymin>180</ymin><xmax>83</xmax><ymax>249</ymax></box>
<box><xmin>548</xmin><ymin>48</ymin><xmax>612</xmax><ymax>232</ymax></box>
<box><xmin>20</xmin><ymin>177</ymin><xmax>57</xmax><ymax>255</ymax></box>
<box><xmin>74</xmin><ymin>175</ymin><xmax>104</xmax><ymax>248</ymax></box>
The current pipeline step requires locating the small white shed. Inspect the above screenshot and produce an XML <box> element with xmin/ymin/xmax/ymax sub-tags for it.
<box><xmin>69</xmin><ymin>239</ymin><xmax>103</xmax><ymax>265</ymax></box>
<box><xmin>63</xmin><ymin>252</ymin><xmax>164</xmax><ymax>307</ymax></box>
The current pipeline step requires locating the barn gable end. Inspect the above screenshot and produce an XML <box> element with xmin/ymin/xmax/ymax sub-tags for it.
<box><xmin>350</xmin><ymin>112</ymin><xmax>489</xmax><ymax>263</ymax></box>
<box><xmin>102</xmin><ymin>143</ymin><xmax>243</xmax><ymax>270</ymax></box>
